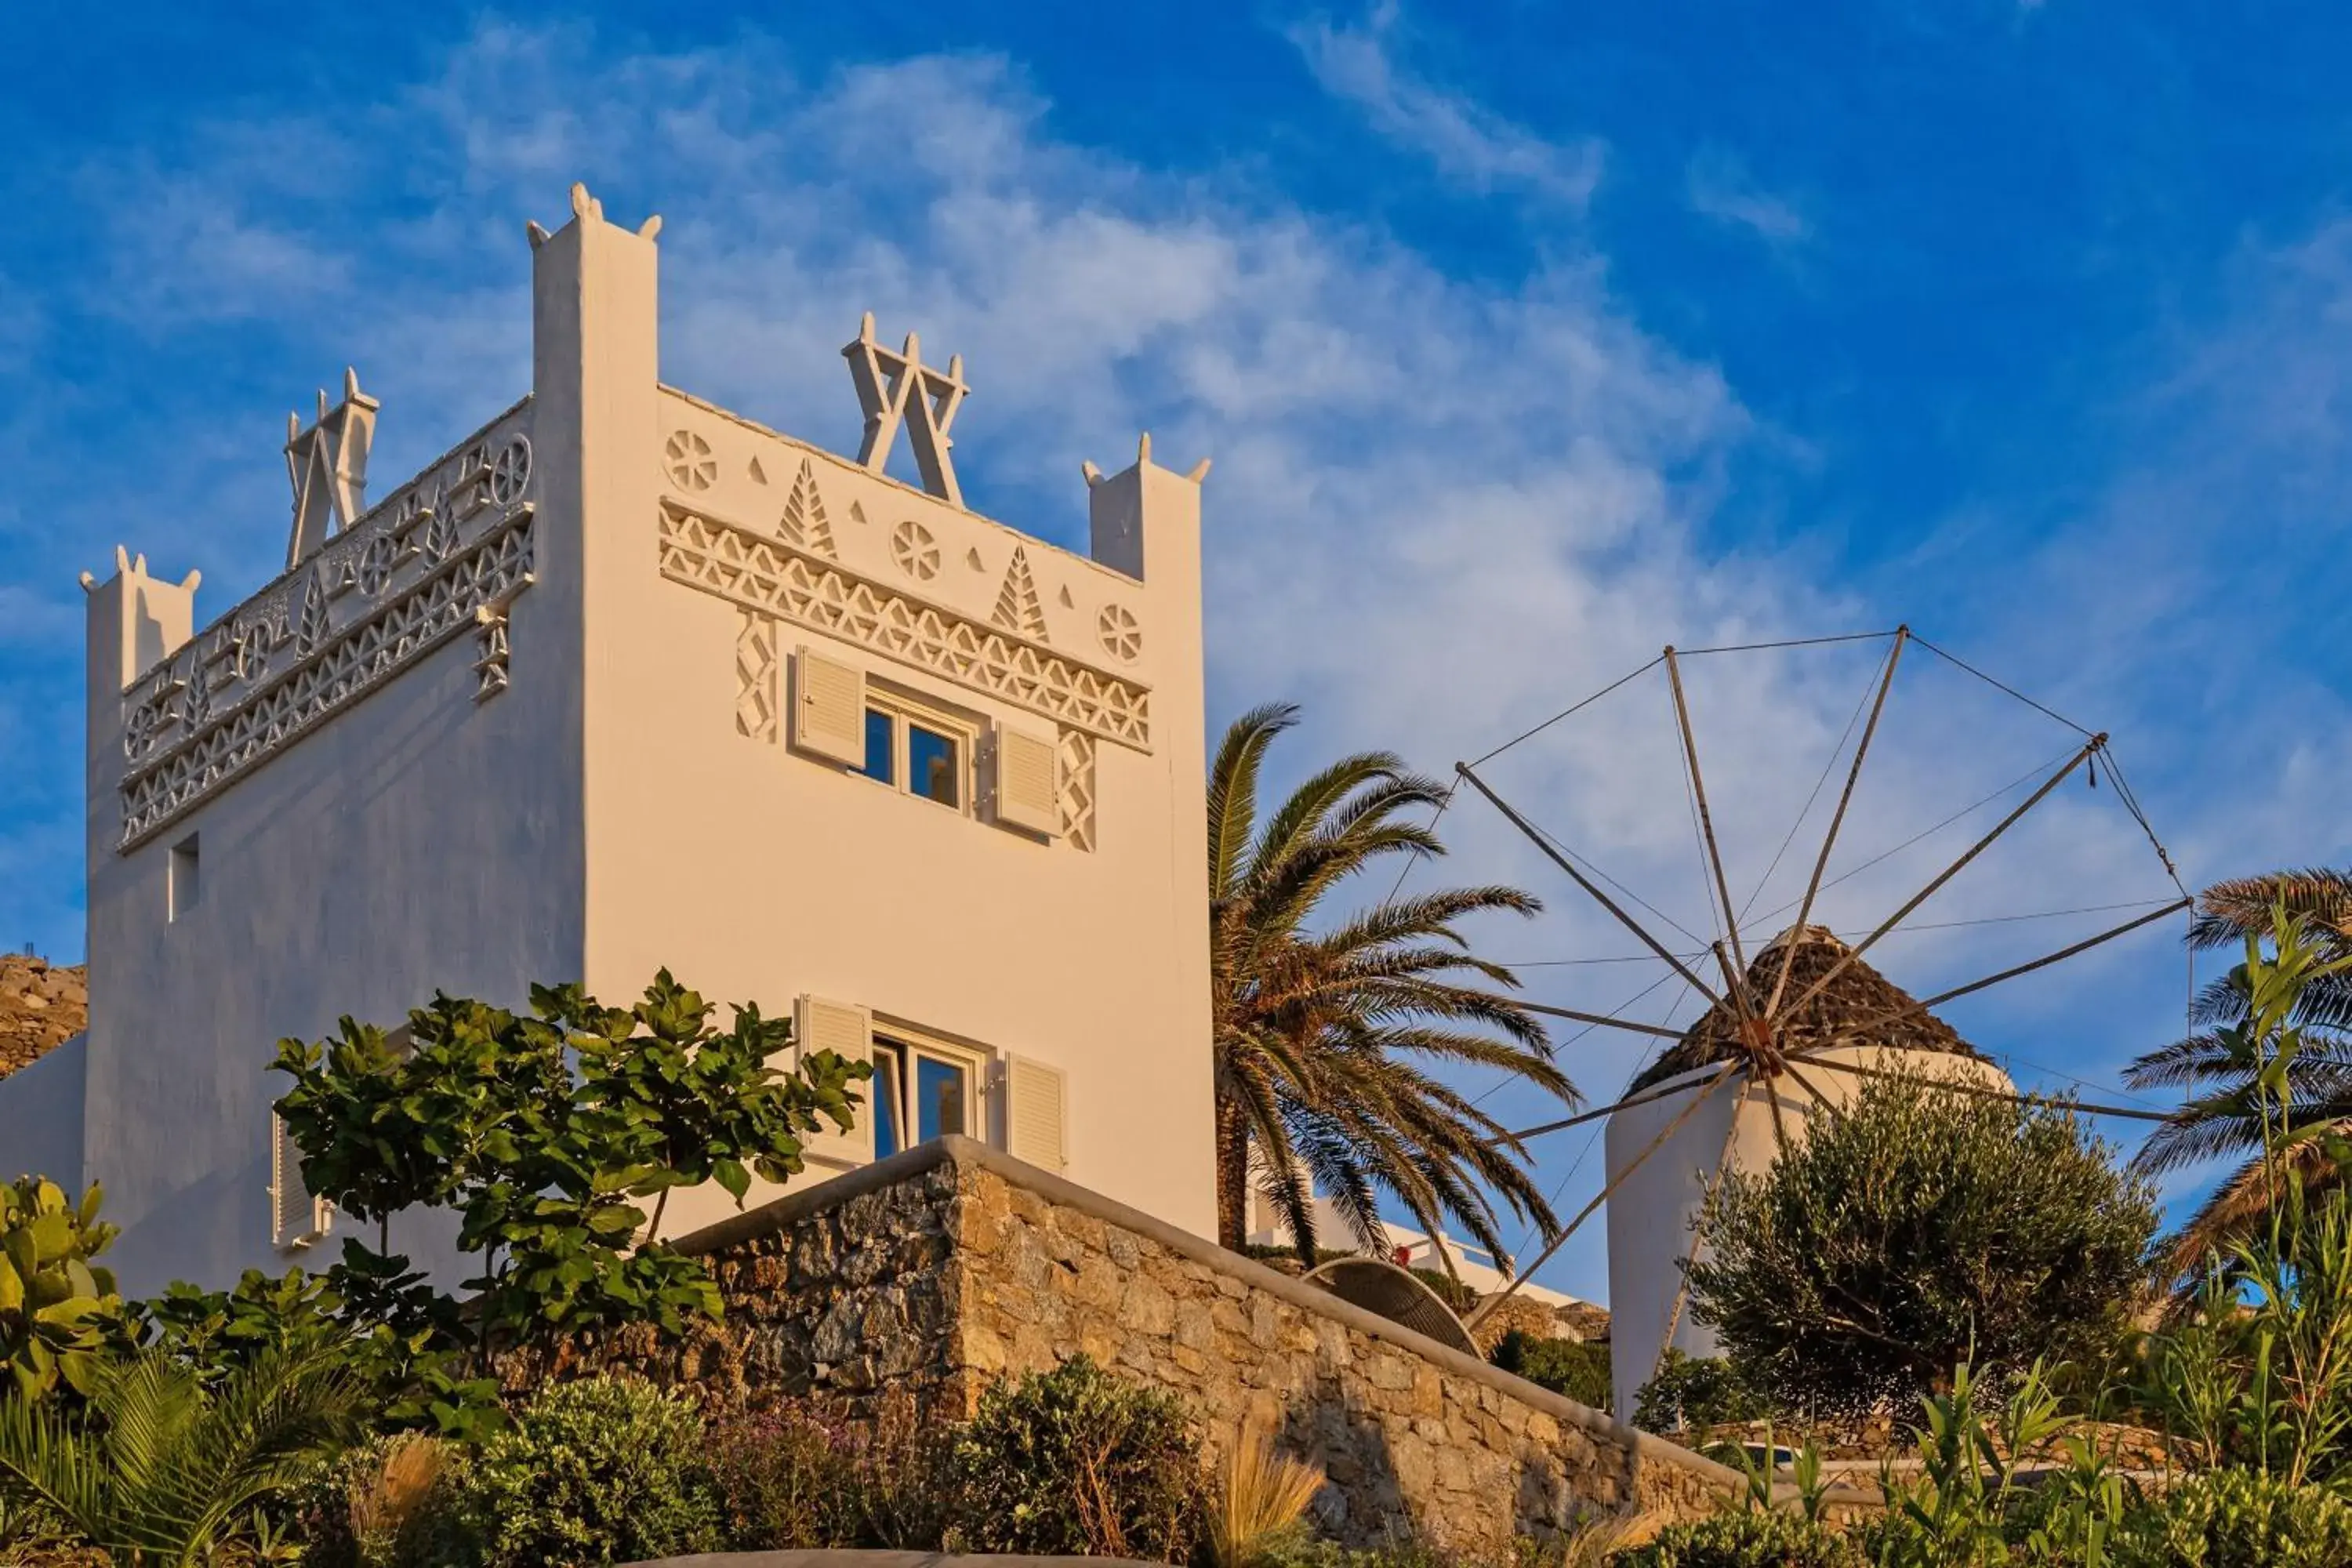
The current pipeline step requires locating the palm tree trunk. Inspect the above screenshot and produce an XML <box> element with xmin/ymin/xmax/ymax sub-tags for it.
<box><xmin>1214</xmin><ymin>1096</ymin><xmax>1250</xmax><ymax>1251</ymax></box>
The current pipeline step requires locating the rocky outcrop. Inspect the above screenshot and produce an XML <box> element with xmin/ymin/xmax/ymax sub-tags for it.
<box><xmin>547</xmin><ymin>1138</ymin><xmax>1741</xmax><ymax>1555</ymax></box>
<box><xmin>0</xmin><ymin>957</ymin><xmax>85</xmax><ymax>1080</ymax></box>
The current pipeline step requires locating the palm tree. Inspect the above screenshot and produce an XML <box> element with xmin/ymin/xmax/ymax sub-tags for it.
<box><xmin>1207</xmin><ymin>702</ymin><xmax>1578</xmax><ymax>1272</ymax></box>
<box><xmin>2127</xmin><ymin>870</ymin><xmax>2352</xmax><ymax>1272</ymax></box>
<box><xmin>0</xmin><ymin>1338</ymin><xmax>358</xmax><ymax>1565</ymax></box>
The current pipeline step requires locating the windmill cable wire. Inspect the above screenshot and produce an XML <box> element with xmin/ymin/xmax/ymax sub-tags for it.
<box><xmin>1495</xmin><ymin>897</ymin><xmax>2190</xmax><ymax>967</ymax></box>
<box><xmin>1909</xmin><ymin>632</ymin><xmax>2096</xmax><ymax>739</ymax></box>
<box><xmin>1738</xmin><ymin>642</ymin><xmax>1889</xmax><ymax>925</ymax></box>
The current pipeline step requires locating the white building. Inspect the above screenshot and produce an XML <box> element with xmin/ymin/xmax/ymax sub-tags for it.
<box><xmin>1243</xmin><ymin>1185</ymin><xmax>1596</xmax><ymax>1317</ymax></box>
<box><xmin>0</xmin><ymin>185</ymin><xmax>1217</xmax><ymax>1296</ymax></box>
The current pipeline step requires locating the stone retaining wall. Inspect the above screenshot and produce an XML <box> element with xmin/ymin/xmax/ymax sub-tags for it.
<box><xmin>558</xmin><ymin>1138</ymin><xmax>1742</xmax><ymax>1555</ymax></box>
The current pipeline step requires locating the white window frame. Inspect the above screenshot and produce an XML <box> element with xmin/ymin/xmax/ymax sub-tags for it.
<box><xmin>869</xmin><ymin>1024</ymin><xmax>993</xmax><ymax>1156</ymax></box>
<box><xmin>855</xmin><ymin>688</ymin><xmax>978</xmax><ymax>816</ymax></box>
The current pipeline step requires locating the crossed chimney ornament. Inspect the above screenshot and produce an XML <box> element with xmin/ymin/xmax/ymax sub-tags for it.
<box><xmin>842</xmin><ymin>312</ymin><xmax>969</xmax><ymax>507</ymax></box>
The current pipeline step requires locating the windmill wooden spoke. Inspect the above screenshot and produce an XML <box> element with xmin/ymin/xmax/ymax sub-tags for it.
<box><xmin>1762</xmin><ymin>1073</ymin><xmax>1791</xmax><ymax>1153</ymax></box>
<box><xmin>1454</xmin><ymin>760</ymin><xmax>1723</xmax><ymax>1008</ymax></box>
<box><xmin>1465</xmin><ymin>1061</ymin><xmax>1741</xmax><ymax>1330</ymax></box>
<box><xmin>1777</xmin><ymin>1060</ymin><xmax>1851</xmax><ymax>1127</ymax></box>
<box><xmin>1775</xmin><ymin>1050</ymin><xmax>2174</xmax><ymax>1123</ymax></box>
<box><xmin>1773</xmin><ymin>735</ymin><xmax>2105</xmax><ymax>1025</ymax></box>
<box><xmin>1511</xmin><ymin>999</ymin><xmax>1693</xmax><ymax>1042</ymax></box>
<box><xmin>1795</xmin><ymin>898</ymin><xmax>2191</xmax><ymax>1055</ymax></box>
<box><xmin>1499</xmin><ymin>1069</ymin><xmax>1737</xmax><ymax>1142</ymax></box>
<box><xmin>1666</xmin><ymin>645</ymin><xmax>1751</xmax><ymax>979</ymax></box>
<box><xmin>1710</xmin><ymin>940</ymin><xmax>1770</xmax><ymax>1069</ymax></box>
<box><xmin>1766</xmin><ymin>628</ymin><xmax>1908</xmax><ymax>1019</ymax></box>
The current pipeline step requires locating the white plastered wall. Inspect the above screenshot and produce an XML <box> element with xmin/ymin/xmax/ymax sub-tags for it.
<box><xmin>557</xmin><ymin>204</ymin><xmax>1217</xmax><ymax>1240</ymax></box>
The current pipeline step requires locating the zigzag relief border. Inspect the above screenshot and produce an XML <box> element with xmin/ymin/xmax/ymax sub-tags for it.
<box><xmin>656</xmin><ymin>499</ymin><xmax>1152</xmax><ymax>752</ymax></box>
<box><xmin>117</xmin><ymin>511</ymin><xmax>539</xmax><ymax>851</ymax></box>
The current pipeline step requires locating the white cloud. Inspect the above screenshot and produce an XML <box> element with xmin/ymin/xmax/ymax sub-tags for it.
<box><xmin>1685</xmin><ymin>147</ymin><xmax>1809</xmax><ymax>246</ymax></box>
<box><xmin>1287</xmin><ymin>4</ymin><xmax>1603</xmax><ymax>206</ymax></box>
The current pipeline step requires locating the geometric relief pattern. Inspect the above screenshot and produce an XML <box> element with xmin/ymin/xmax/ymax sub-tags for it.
<box><xmin>658</xmin><ymin>499</ymin><xmax>1152</xmax><ymax>752</ymax></box>
<box><xmin>118</xmin><ymin>511</ymin><xmax>538</xmax><ymax>849</ymax></box>
<box><xmin>779</xmin><ymin>459</ymin><xmax>837</xmax><ymax>558</ymax></box>
<box><xmin>1057</xmin><ymin>727</ymin><xmax>1098</xmax><ymax>852</ymax></box>
<box><xmin>114</xmin><ymin>400</ymin><xmax>539</xmax><ymax>851</ymax></box>
<box><xmin>735</xmin><ymin>610</ymin><xmax>780</xmax><ymax>742</ymax></box>
<box><xmin>992</xmin><ymin>546</ymin><xmax>1047</xmax><ymax>641</ymax></box>
<box><xmin>1096</xmin><ymin>603</ymin><xmax>1141</xmax><ymax>662</ymax></box>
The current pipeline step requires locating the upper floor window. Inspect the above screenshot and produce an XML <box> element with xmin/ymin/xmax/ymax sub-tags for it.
<box><xmin>855</xmin><ymin>697</ymin><xmax>968</xmax><ymax>811</ymax></box>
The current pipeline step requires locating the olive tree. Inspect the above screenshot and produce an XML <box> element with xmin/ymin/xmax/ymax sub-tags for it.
<box><xmin>1685</xmin><ymin>1073</ymin><xmax>2158</xmax><ymax>1416</ymax></box>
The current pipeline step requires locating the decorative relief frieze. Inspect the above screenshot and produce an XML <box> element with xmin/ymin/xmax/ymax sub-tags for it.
<box><xmin>1057</xmin><ymin>728</ymin><xmax>1098</xmax><ymax>852</ymax></box>
<box><xmin>1096</xmin><ymin>604</ymin><xmax>1142</xmax><ymax>662</ymax></box>
<box><xmin>114</xmin><ymin>401</ymin><xmax>536</xmax><ymax>851</ymax></box>
<box><xmin>735</xmin><ymin>610</ymin><xmax>780</xmax><ymax>742</ymax></box>
<box><xmin>658</xmin><ymin>499</ymin><xmax>1152</xmax><ymax>752</ymax></box>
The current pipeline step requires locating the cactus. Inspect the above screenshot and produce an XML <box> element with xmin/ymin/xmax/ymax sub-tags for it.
<box><xmin>0</xmin><ymin>1176</ymin><xmax>121</xmax><ymax>1399</ymax></box>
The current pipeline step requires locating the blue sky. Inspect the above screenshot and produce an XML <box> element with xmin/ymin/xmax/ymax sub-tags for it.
<box><xmin>3</xmin><ymin>3</ymin><xmax>2349</xmax><ymax>1301</ymax></box>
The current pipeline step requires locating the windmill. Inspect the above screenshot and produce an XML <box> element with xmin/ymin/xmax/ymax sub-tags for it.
<box><xmin>1442</xmin><ymin>627</ymin><xmax>2190</xmax><ymax>1416</ymax></box>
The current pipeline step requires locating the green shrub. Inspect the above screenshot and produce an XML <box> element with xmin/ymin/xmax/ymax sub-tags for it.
<box><xmin>707</xmin><ymin>1401</ymin><xmax>866</xmax><ymax>1551</ymax></box>
<box><xmin>0</xmin><ymin>1178</ymin><xmax>120</xmax><ymax>1402</ymax></box>
<box><xmin>1490</xmin><ymin>1330</ymin><xmax>1612</xmax><ymax>1411</ymax></box>
<box><xmin>1632</xmin><ymin>1352</ymin><xmax>1769</xmax><ymax>1433</ymax></box>
<box><xmin>1610</xmin><ymin>1509</ymin><xmax>1858</xmax><ymax>1568</ymax></box>
<box><xmin>950</xmin><ymin>1354</ymin><xmax>1207</xmax><ymax>1562</ymax></box>
<box><xmin>2108</xmin><ymin>1468</ymin><xmax>2352</xmax><ymax>1568</ymax></box>
<box><xmin>440</xmin><ymin>1376</ymin><xmax>720</xmax><ymax>1567</ymax></box>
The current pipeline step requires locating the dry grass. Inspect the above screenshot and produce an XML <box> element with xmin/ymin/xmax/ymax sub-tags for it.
<box><xmin>347</xmin><ymin>1432</ymin><xmax>446</xmax><ymax>1552</ymax></box>
<box><xmin>1210</xmin><ymin>1425</ymin><xmax>1327</xmax><ymax>1568</ymax></box>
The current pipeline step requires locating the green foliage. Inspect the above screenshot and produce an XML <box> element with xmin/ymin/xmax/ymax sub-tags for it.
<box><xmin>1490</xmin><ymin>1330</ymin><xmax>1612</xmax><ymax>1412</ymax></box>
<box><xmin>0</xmin><ymin>1179</ymin><xmax>118</xmax><ymax>1403</ymax></box>
<box><xmin>269</xmin><ymin>971</ymin><xmax>869</xmax><ymax>1417</ymax></box>
<box><xmin>435</xmin><ymin>1376</ymin><xmax>720</xmax><ymax>1568</ymax></box>
<box><xmin>706</xmin><ymin>1395</ymin><xmax>959</xmax><ymax>1552</ymax></box>
<box><xmin>1207</xmin><ymin>702</ymin><xmax>1575</xmax><ymax>1265</ymax></box>
<box><xmin>134</xmin><ymin>1263</ymin><xmax>501</xmax><ymax>1444</ymax></box>
<box><xmin>0</xmin><ymin>1338</ymin><xmax>356</xmax><ymax>1566</ymax></box>
<box><xmin>1862</xmin><ymin>1359</ymin><xmax>2077</xmax><ymax>1568</ymax></box>
<box><xmin>1632</xmin><ymin>1352</ymin><xmax>1769</xmax><ymax>1433</ymax></box>
<box><xmin>1612</xmin><ymin>1510</ymin><xmax>1858</xmax><ymax>1568</ymax></box>
<box><xmin>1686</xmin><ymin>1074</ymin><xmax>2159</xmax><ymax>1418</ymax></box>
<box><xmin>2106</xmin><ymin>1467</ymin><xmax>2352</xmax><ymax>1568</ymax></box>
<box><xmin>2127</xmin><ymin>898</ymin><xmax>2352</xmax><ymax>1272</ymax></box>
<box><xmin>950</xmin><ymin>1354</ymin><xmax>1207</xmax><ymax>1562</ymax></box>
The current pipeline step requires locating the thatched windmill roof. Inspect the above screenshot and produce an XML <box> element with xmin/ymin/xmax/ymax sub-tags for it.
<box><xmin>1625</xmin><ymin>925</ymin><xmax>1980</xmax><ymax>1093</ymax></box>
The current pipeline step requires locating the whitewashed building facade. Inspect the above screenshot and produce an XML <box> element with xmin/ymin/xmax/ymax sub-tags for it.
<box><xmin>1</xmin><ymin>186</ymin><xmax>1217</xmax><ymax>1295</ymax></box>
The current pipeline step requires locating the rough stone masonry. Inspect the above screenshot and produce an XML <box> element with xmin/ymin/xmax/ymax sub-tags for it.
<box><xmin>550</xmin><ymin>1138</ymin><xmax>1738</xmax><ymax>1553</ymax></box>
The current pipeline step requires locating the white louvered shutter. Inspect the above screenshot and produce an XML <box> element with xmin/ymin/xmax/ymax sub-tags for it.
<box><xmin>270</xmin><ymin>1114</ymin><xmax>327</xmax><ymax>1249</ymax></box>
<box><xmin>791</xmin><ymin>647</ymin><xmax>867</xmax><ymax>767</ymax></box>
<box><xmin>993</xmin><ymin>1054</ymin><xmax>1069</xmax><ymax>1171</ymax></box>
<box><xmin>793</xmin><ymin>995</ymin><xmax>877</xmax><ymax>1167</ymax></box>
<box><xmin>989</xmin><ymin>725</ymin><xmax>1060</xmax><ymax>837</ymax></box>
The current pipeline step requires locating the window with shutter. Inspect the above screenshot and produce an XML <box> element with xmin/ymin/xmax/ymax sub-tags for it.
<box><xmin>794</xmin><ymin>995</ymin><xmax>877</xmax><ymax>1167</ymax></box>
<box><xmin>993</xmin><ymin>1054</ymin><xmax>1069</xmax><ymax>1171</ymax></box>
<box><xmin>269</xmin><ymin>1114</ymin><xmax>327</xmax><ymax>1249</ymax></box>
<box><xmin>989</xmin><ymin>724</ymin><xmax>1061</xmax><ymax>837</ymax></box>
<box><xmin>791</xmin><ymin>647</ymin><xmax>868</xmax><ymax>767</ymax></box>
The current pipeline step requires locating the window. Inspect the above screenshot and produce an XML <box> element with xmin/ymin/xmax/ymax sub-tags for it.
<box><xmin>852</xmin><ymin>695</ymin><xmax>971</xmax><ymax>811</ymax></box>
<box><xmin>168</xmin><ymin>836</ymin><xmax>200</xmax><ymax>922</ymax></box>
<box><xmin>869</xmin><ymin>1031</ymin><xmax>985</xmax><ymax>1159</ymax></box>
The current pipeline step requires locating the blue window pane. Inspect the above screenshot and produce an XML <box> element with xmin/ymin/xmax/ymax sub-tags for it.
<box><xmin>916</xmin><ymin>1056</ymin><xmax>968</xmax><ymax>1142</ymax></box>
<box><xmin>858</xmin><ymin>709</ymin><xmax>895</xmax><ymax>785</ymax></box>
<box><xmin>871</xmin><ymin>1047</ymin><xmax>905</xmax><ymax>1159</ymax></box>
<box><xmin>909</xmin><ymin>724</ymin><xmax>959</xmax><ymax>807</ymax></box>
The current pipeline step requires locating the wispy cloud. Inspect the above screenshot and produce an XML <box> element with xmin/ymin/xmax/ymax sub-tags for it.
<box><xmin>1685</xmin><ymin>146</ymin><xmax>1809</xmax><ymax>246</ymax></box>
<box><xmin>1288</xmin><ymin>4</ymin><xmax>1603</xmax><ymax>206</ymax></box>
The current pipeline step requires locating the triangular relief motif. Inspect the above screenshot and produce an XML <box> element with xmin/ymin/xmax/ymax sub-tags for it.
<box><xmin>293</xmin><ymin>566</ymin><xmax>332</xmax><ymax>659</ymax></box>
<box><xmin>991</xmin><ymin>546</ymin><xmax>1048</xmax><ymax>641</ymax></box>
<box><xmin>780</xmin><ymin>459</ymin><xmax>838</xmax><ymax>558</ymax></box>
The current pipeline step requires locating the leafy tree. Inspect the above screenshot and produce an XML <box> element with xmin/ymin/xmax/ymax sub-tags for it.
<box><xmin>1487</xmin><ymin>1329</ymin><xmax>1611</xmax><ymax>1412</ymax></box>
<box><xmin>0</xmin><ymin>1178</ymin><xmax>119</xmax><ymax>1402</ymax></box>
<box><xmin>1684</xmin><ymin>1074</ymin><xmax>2159</xmax><ymax>1417</ymax></box>
<box><xmin>0</xmin><ymin>1338</ymin><xmax>358</xmax><ymax>1566</ymax></box>
<box><xmin>1207</xmin><ymin>702</ymin><xmax>1576</xmax><ymax>1267</ymax></box>
<box><xmin>1630</xmin><ymin>1350</ymin><xmax>1768</xmax><ymax>1432</ymax></box>
<box><xmin>269</xmin><ymin>971</ymin><xmax>869</xmax><ymax>1421</ymax></box>
<box><xmin>2127</xmin><ymin>892</ymin><xmax>2352</xmax><ymax>1272</ymax></box>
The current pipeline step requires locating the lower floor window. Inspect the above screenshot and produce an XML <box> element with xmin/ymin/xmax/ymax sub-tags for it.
<box><xmin>871</xmin><ymin>1035</ymin><xmax>979</xmax><ymax>1158</ymax></box>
